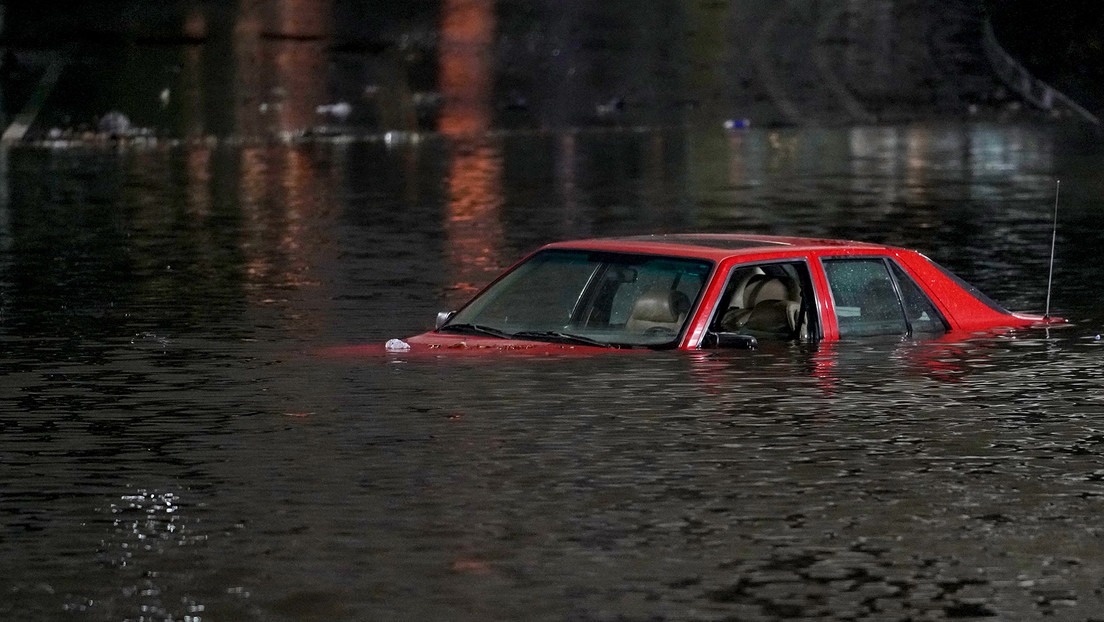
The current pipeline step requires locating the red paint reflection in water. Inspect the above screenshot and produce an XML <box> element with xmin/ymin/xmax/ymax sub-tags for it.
<box><xmin>809</xmin><ymin>341</ymin><xmax>840</xmax><ymax>396</ymax></box>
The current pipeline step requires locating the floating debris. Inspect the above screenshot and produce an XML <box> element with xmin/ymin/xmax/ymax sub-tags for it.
<box><xmin>98</xmin><ymin>110</ymin><xmax>132</xmax><ymax>135</ymax></box>
<box><xmin>385</xmin><ymin>338</ymin><xmax>411</xmax><ymax>352</ymax></box>
<box><xmin>315</xmin><ymin>101</ymin><xmax>352</xmax><ymax>122</ymax></box>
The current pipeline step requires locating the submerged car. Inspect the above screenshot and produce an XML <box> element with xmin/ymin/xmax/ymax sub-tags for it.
<box><xmin>397</xmin><ymin>234</ymin><xmax>1061</xmax><ymax>352</ymax></box>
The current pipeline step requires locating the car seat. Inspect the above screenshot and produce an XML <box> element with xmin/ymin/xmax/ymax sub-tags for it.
<box><xmin>720</xmin><ymin>274</ymin><xmax>800</xmax><ymax>336</ymax></box>
<box><xmin>626</xmin><ymin>289</ymin><xmax>691</xmax><ymax>334</ymax></box>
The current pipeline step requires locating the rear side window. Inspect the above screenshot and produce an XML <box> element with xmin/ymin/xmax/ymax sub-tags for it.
<box><xmin>889</xmin><ymin>262</ymin><xmax>947</xmax><ymax>334</ymax></box>
<box><xmin>823</xmin><ymin>259</ymin><xmax>906</xmax><ymax>337</ymax></box>
<box><xmin>822</xmin><ymin>257</ymin><xmax>948</xmax><ymax>338</ymax></box>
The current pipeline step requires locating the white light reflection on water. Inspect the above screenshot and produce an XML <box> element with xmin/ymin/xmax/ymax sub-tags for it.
<box><xmin>46</xmin><ymin>489</ymin><xmax>213</xmax><ymax>621</ymax></box>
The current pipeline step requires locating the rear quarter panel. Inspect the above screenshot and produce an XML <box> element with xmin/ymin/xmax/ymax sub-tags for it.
<box><xmin>890</xmin><ymin>250</ymin><xmax>1030</xmax><ymax>330</ymax></box>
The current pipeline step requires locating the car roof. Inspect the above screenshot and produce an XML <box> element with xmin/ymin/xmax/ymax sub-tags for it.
<box><xmin>541</xmin><ymin>234</ymin><xmax>892</xmax><ymax>261</ymax></box>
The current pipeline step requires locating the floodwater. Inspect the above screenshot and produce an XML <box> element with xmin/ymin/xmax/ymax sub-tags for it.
<box><xmin>3</xmin><ymin>121</ymin><xmax>1104</xmax><ymax>622</ymax></box>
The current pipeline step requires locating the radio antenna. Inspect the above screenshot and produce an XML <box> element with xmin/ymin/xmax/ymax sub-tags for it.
<box><xmin>1044</xmin><ymin>179</ymin><xmax>1060</xmax><ymax>320</ymax></box>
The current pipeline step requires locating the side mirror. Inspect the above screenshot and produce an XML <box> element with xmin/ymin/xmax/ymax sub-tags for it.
<box><xmin>436</xmin><ymin>311</ymin><xmax>455</xmax><ymax>329</ymax></box>
<box><xmin>702</xmin><ymin>331</ymin><xmax>758</xmax><ymax>350</ymax></box>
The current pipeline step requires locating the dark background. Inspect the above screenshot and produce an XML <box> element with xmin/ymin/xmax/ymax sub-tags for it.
<box><xmin>985</xmin><ymin>0</ymin><xmax>1104</xmax><ymax>113</ymax></box>
<box><xmin>2</xmin><ymin>0</ymin><xmax>1102</xmax><ymax>137</ymax></box>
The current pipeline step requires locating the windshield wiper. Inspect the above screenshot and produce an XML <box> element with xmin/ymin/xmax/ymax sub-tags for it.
<box><xmin>510</xmin><ymin>330</ymin><xmax>620</xmax><ymax>348</ymax></box>
<box><xmin>439</xmin><ymin>324</ymin><xmax>622</xmax><ymax>348</ymax></box>
<box><xmin>436</xmin><ymin>323</ymin><xmax>512</xmax><ymax>339</ymax></box>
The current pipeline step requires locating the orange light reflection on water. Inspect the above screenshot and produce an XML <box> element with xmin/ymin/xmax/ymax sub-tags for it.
<box><xmin>237</xmin><ymin>146</ymin><xmax>339</xmax><ymax>338</ymax></box>
<box><xmin>443</xmin><ymin>141</ymin><xmax>505</xmax><ymax>304</ymax></box>
<box><xmin>439</xmin><ymin>0</ymin><xmax>505</xmax><ymax>304</ymax></box>
<box><xmin>185</xmin><ymin>146</ymin><xmax>211</xmax><ymax>218</ymax></box>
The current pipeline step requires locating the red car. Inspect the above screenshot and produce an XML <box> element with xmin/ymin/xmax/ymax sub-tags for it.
<box><xmin>394</xmin><ymin>234</ymin><xmax>1061</xmax><ymax>353</ymax></box>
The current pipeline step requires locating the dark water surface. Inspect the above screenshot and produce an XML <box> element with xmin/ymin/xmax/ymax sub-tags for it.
<box><xmin>3</xmin><ymin>123</ymin><xmax>1104</xmax><ymax>621</ymax></box>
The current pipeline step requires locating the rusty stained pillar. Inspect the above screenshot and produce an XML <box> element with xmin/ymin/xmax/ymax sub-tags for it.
<box><xmin>438</xmin><ymin>0</ymin><xmax>496</xmax><ymax>137</ymax></box>
<box><xmin>232</xmin><ymin>0</ymin><xmax>332</xmax><ymax>139</ymax></box>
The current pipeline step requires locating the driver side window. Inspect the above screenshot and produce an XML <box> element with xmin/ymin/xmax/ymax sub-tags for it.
<box><xmin>710</xmin><ymin>261</ymin><xmax>815</xmax><ymax>341</ymax></box>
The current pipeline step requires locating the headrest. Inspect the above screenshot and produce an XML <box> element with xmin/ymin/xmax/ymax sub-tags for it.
<box><xmin>630</xmin><ymin>289</ymin><xmax>691</xmax><ymax>323</ymax></box>
<box><xmin>744</xmin><ymin>275</ymin><xmax>794</xmax><ymax>307</ymax></box>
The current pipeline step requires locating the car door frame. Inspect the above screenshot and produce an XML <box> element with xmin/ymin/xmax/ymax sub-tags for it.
<box><xmin>689</xmin><ymin>256</ymin><xmax>824</xmax><ymax>347</ymax></box>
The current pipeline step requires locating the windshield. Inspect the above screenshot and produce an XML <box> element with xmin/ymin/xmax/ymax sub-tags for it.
<box><xmin>442</xmin><ymin>250</ymin><xmax>713</xmax><ymax>347</ymax></box>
